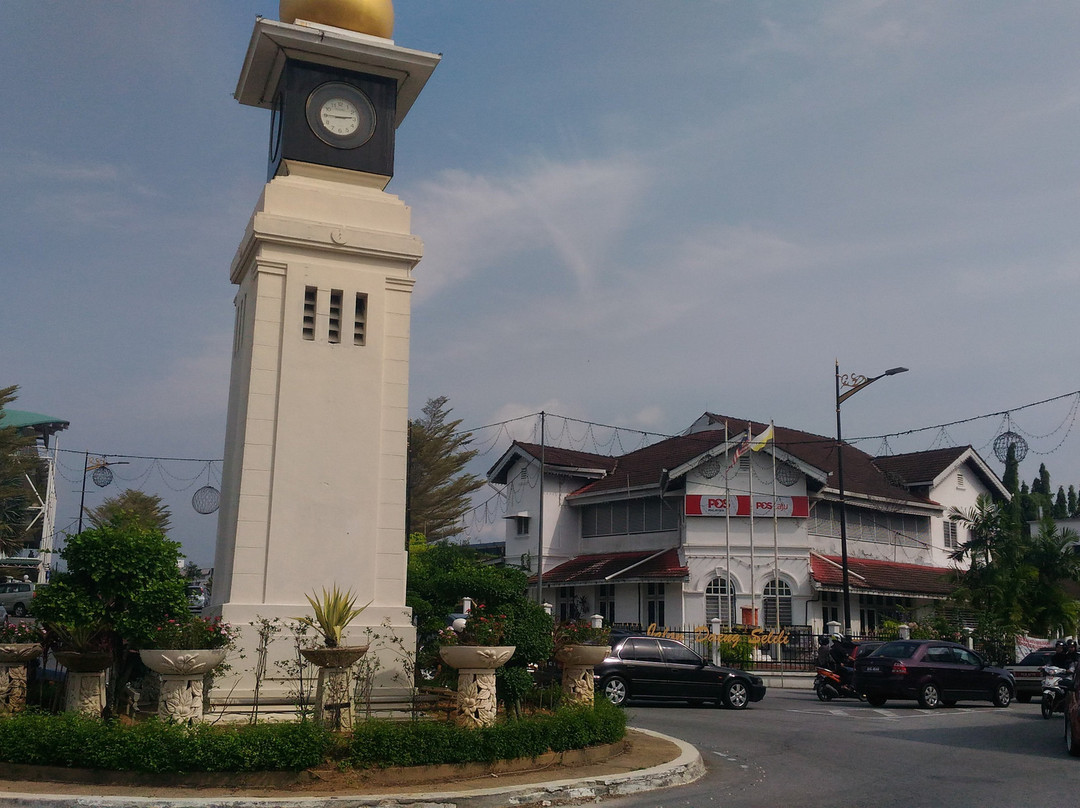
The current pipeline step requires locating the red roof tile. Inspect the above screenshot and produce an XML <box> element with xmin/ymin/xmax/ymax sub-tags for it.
<box><xmin>538</xmin><ymin>549</ymin><xmax>688</xmax><ymax>584</ymax></box>
<box><xmin>810</xmin><ymin>553</ymin><xmax>955</xmax><ymax>597</ymax></box>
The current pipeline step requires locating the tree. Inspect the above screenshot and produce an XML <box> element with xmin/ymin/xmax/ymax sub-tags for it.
<box><xmin>1002</xmin><ymin>443</ymin><xmax>1020</xmax><ymax>496</ymax></box>
<box><xmin>948</xmin><ymin>495</ymin><xmax>1080</xmax><ymax>659</ymax></box>
<box><xmin>0</xmin><ymin>385</ymin><xmax>39</xmax><ymax>555</ymax></box>
<box><xmin>1053</xmin><ymin>487</ymin><xmax>1069</xmax><ymax>520</ymax></box>
<box><xmin>86</xmin><ymin>488</ymin><xmax>172</xmax><ymax>534</ymax></box>
<box><xmin>33</xmin><ymin>521</ymin><xmax>190</xmax><ymax>716</ymax></box>
<box><xmin>1069</xmin><ymin>485</ymin><xmax>1078</xmax><ymax>518</ymax></box>
<box><xmin>407</xmin><ymin>396</ymin><xmax>485</xmax><ymax>542</ymax></box>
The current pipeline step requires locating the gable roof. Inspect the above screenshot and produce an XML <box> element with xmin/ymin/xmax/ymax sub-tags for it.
<box><xmin>874</xmin><ymin>446</ymin><xmax>1010</xmax><ymax>499</ymax></box>
<box><xmin>810</xmin><ymin>552</ymin><xmax>955</xmax><ymax>598</ymax></box>
<box><xmin>692</xmin><ymin>413</ymin><xmax>936</xmax><ymax>510</ymax></box>
<box><xmin>537</xmin><ymin>548</ymin><xmax>689</xmax><ymax>585</ymax></box>
<box><xmin>487</xmin><ymin>442</ymin><xmax>616</xmax><ymax>485</ymax></box>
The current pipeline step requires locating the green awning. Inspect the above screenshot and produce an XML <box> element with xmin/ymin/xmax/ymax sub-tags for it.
<box><xmin>0</xmin><ymin>409</ymin><xmax>69</xmax><ymax>436</ymax></box>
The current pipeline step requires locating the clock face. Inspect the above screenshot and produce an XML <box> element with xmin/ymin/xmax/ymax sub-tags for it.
<box><xmin>305</xmin><ymin>82</ymin><xmax>376</xmax><ymax>149</ymax></box>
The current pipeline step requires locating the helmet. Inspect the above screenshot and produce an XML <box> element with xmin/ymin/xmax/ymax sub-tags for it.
<box><xmin>1068</xmin><ymin>639</ymin><xmax>1077</xmax><ymax>649</ymax></box>
<box><xmin>830</xmin><ymin>633</ymin><xmax>842</xmax><ymax>643</ymax></box>
<box><xmin>1055</xmin><ymin>640</ymin><xmax>1066</xmax><ymax>650</ymax></box>
<box><xmin>818</xmin><ymin>635</ymin><xmax>831</xmax><ymax>645</ymax></box>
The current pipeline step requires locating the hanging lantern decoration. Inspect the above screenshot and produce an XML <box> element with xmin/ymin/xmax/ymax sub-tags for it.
<box><xmin>993</xmin><ymin>430</ymin><xmax>1028</xmax><ymax>464</ymax></box>
<box><xmin>91</xmin><ymin>465</ymin><xmax>114</xmax><ymax>487</ymax></box>
<box><xmin>775</xmin><ymin>460</ymin><xmax>800</xmax><ymax>487</ymax></box>
<box><xmin>699</xmin><ymin>457</ymin><xmax>723</xmax><ymax>479</ymax></box>
<box><xmin>192</xmin><ymin>485</ymin><xmax>221</xmax><ymax>515</ymax></box>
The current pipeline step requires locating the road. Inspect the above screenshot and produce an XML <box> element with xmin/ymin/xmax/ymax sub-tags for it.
<box><xmin>609</xmin><ymin>688</ymin><xmax>1076</xmax><ymax>807</ymax></box>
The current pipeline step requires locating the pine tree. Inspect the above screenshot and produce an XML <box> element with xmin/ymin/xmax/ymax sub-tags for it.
<box><xmin>1069</xmin><ymin>485</ymin><xmax>1078</xmax><ymax>518</ymax></box>
<box><xmin>86</xmin><ymin>489</ymin><xmax>173</xmax><ymax>534</ymax></box>
<box><xmin>1002</xmin><ymin>443</ymin><xmax>1020</xmax><ymax>495</ymax></box>
<box><xmin>1053</xmin><ymin>487</ymin><xmax>1069</xmax><ymax>519</ymax></box>
<box><xmin>406</xmin><ymin>396</ymin><xmax>485</xmax><ymax>543</ymax></box>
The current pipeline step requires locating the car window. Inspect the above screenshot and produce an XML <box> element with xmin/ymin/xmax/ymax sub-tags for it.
<box><xmin>1018</xmin><ymin>651</ymin><xmax>1052</xmax><ymax>666</ymax></box>
<box><xmin>954</xmin><ymin>648</ymin><xmax>982</xmax><ymax>667</ymax></box>
<box><xmin>621</xmin><ymin>638</ymin><xmax>663</xmax><ymax>662</ymax></box>
<box><xmin>924</xmin><ymin>646</ymin><xmax>955</xmax><ymax>664</ymax></box>
<box><xmin>659</xmin><ymin>640</ymin><xmax>702</xmax><ymax>665</ymax></box>
<box><xmin>875</xmin><ymin>641</ymin><xmax>921</xmax><ymax>659</ymax></box>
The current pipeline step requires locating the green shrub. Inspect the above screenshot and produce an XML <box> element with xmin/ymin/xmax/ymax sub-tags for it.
<box><xmin>0</xmin><ymin>712</ymin><xmax>331</xmax><ymax>772</ymax></box>
<box><xmin>348</xmin><ymin>701</ymin><xmax>626</xmax><ymax>768</ymax></box>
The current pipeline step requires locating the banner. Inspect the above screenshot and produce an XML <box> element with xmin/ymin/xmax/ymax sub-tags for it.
<box><xmin>685</xmin><ymin>494</ymin><xmax>809</xmax><ymax>518</ymax></box>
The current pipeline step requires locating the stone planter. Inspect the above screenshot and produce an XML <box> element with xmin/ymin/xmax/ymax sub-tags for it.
<box><xmin>139</xmin><ymin>649</ymin><xmax>227</xmax><ymax>722</ymax></box>
<box><xmin>299</xmin><ymin>645</ymin><xmax>369</xmax><ymax>731</ymax></box>
<box><xmin>439</xmin><ymin>645</ymin><xmax>515</xmax><ymax>728</ymax></box>
<box><xmin>54</xmin><ymin>651</ymin><xmax>112</xmax><ymax>717</ymax></box>
<box><xmin>555</xmin><ymin>644</ymin><xmax>611</xmax><ymax>706</ymax></box>
<box><xmin>0</xmin><ymin>643</ymin><xmax>42</xmax><ymax>715</ymax></box>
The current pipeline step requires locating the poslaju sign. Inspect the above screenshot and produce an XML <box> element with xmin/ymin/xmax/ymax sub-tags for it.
<box><xmin>684</xmin><ymin>495</ymin><xmax>809</xmax><ymax>518</ymax></box>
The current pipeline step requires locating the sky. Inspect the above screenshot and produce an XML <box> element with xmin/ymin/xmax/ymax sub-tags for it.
<box><xmin>3</xmin><ymin>2</ymin><xmax>1080</xmax><ymax>567</ymax></box>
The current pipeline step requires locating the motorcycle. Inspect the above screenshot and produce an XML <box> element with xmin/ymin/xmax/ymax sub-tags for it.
<box><xmin>1041</xmin><ymin>665</ymin><xmax>1070</xmax><ymax>719</ymax></box>
<box><xmin>814</xmin><ymin>666</ymin><xmax>863</xmax><ymax>701</ymax></box>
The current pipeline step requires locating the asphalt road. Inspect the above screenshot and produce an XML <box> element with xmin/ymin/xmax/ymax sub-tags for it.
<box><xmin>607</xmin><ymin>688</ymin><xmax>1077</xmax><ymax>808</ymax></box>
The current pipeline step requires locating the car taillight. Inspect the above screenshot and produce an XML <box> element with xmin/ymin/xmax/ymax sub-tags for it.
<box><xmin>892</xmin><ymin>661</ymin><xmax>907</xmax><ymax>675</ymax></box>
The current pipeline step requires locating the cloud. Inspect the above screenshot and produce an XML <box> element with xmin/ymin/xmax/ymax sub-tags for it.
<box><xmin>409</xmin><ymin>155</ymin><xmax>652</xmax><ymax>300</ymax></box>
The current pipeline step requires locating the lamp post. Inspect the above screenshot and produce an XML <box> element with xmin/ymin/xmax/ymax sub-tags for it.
<box><xmin>835</xmin><ymin>362</ymin><xmax>908</xmax><ymax>633</ymax></box>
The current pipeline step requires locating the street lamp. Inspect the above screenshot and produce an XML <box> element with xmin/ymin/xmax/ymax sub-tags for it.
<box><xmin>834</xmin><ymin>362</ymin><xmax>908</xmax><ymax>633</ymax></box>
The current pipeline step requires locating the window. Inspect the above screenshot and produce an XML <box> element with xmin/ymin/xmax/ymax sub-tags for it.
<box><xmin>557</xmin><ymin>587</ymin><xmax>578</xmax><ymax>622</ymax></box>
<box><xmin>705</xmin><ymin>577</ymin><xmax>736</xmax><ymax>625</ymax></box>
<box><xmin>328</xmin><ymin>289</ymin><xmax>343</xmax><ymax>343</ymax></box>
<box><xmin>956</xmin><ymin>471</ymin><xmax>966</xmax><ymax>489</ymax></box>
<box><xmin>581</xmin><ymin>498</ymin><xmax>679</xmax><ymax>538</ymax></box>
<box><xmin>821</xmin><ymin>591</ymin><xmax>840</xmax><ymax>627</ymax></box>
<box><xmin>302</xmin><ymin>286</ymin><xmax>317</xmax><ymax>340</ymax></box>
<box><xmin>354</xmin><ymin>293</ymin><xmax>367</xmax><ymax>345</ymax></box>
<box><xmin>943</xmin><ymin>521</ymin><xmax>959</xmax><ymax>550</ymax></box>
<box><xmin>646</xmin><ymin>583</ymin><xmax>665</xmax><ymax>627</ymax></box>
<box><xmin>514</xmin><ymin>515</ymin><xmax>530</xmax><ymax>536</ymax></box>
<box><xmin>597</xmin><ymin>584</ymin><xmax>615</xmax><ymax>624</ymax></box>
<box><xmin>762</xmin><ymin>578</ymin><xmax>792</xmax><ymax>627</ymax></box>
<box><xmin>659</xmin><ymin>640</ymin><xmax>701</xmax><ymax>665</ymax></box>
<box><xmin>622</xmin><ymin>638</ymin><xmax>662</xmax><ymax>662</ymax></box>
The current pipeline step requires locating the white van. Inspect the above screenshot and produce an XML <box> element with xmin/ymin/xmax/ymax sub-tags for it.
<box><xmin>0</xmin><ymin>581</ymin><xmax>36</xmax><ymax>617</ymax></box>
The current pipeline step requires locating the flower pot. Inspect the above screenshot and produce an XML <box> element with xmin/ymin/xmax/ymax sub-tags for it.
<box><xmin>555</xmin><ymin>644</ymin><xmax>611</xmax><ymax>667</ymax></box>
<box><xmin>439</xmin><ymin>645</ymin><xmax>515</xmax><ymax>671</ymax></box>
<box><xmin>300</xmin><ymin>645</ymin><xmax>369</xmax><ymax>669</ymax></box>
<box><xmin>0</xmin><ymin>643</ymin><xmax>43</xmax><ymax>664</ymax></box>
<box><xmin>53</xmin><ymin>651</ymin><xmax>112</xmax><ymax>673</ymax></box>
<box><xmin>139</xmin><ymin>648</ymin><xmax>227</xmax><ymax>676</ymax></box>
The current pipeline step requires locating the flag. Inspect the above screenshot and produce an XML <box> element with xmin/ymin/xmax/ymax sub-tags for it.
<box><xmin>727</xmin><ymin>435</ymin><xmax>750</xmax><ymax>468</ymax></box>
<box><xmin>751</xmin><ymin>423</ymin><xmax>774</xmax><ymax>452</ymax></box>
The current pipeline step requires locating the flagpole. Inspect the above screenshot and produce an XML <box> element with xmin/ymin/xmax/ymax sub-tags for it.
<box><xmin>771</xmin><ymin>421</ymin><xmax>779</xmax><ymax>631</ymax></box>
<box><xmin>748</xmin><ymin>423</ymin><xmax>755</xmax><ymax>628</ymax></box>
<box><xmin>724</xmin><ymin>422</ymin><xmax>731</xmax><ymax>629</ymax></box>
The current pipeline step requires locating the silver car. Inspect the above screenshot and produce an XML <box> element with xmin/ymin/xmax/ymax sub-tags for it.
<box><xmin>0</xmin><ymin>581</ymin><xmax>36</xmax><ymax>617</ymax></box>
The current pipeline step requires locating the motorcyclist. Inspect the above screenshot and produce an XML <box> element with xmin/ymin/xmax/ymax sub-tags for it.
<box><xmin>1051</xmin><ymin>639</ymin><xmax>1069</xmax><ymax>669</ymax></box>
<box><xmin>1065</xmin><ymin>639</ymin><xmax>1079</xmax><ymax>671</ymax></box>
<box><xmin>829</xmin><ymin>634</ymin><xmax>857</xmax><ymax>688</ymax></box>
<box><xmin>815</xmin><ymin>635</ymin><xmax>833</xmax><ymax>669</ymax></box>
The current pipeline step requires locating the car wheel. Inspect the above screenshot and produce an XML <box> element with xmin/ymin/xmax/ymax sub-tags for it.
<box><xmin>918</xmin><ymin>682</ymin><xmax>941</xmax><ymax>709</ymax></box>
<box><xmin>723</xmin><ymin>678</ymin><xmax>750</xmax><ymax>709</ymax></box>
<box><xmin>1067</xmin><ymin>712</ymin><xmax>1080</xmax><ymax>757</ymax></box>
<box><xmin>866</xmin><ymin>694</ymin><xmax>887</xmax><ymax>707</ymax></box>
<box><xmin>992</xmin><ymin>683</ymin><xmax>1012</xmax><ymax>708</ymax></box>
<box><xmin>1017</xmin><ymin>694</ymin><xmax>1031</xmax><ymax>704</ymax></box>
<box><xmin>12</xmin><ymin>603</ymin><xmax>26</xmax><ymax>618</ymax></box>
<box><xmin>1042</xmin><ymin>694</ymin><xmax>1054</xmax><ymax>718</ymax></box>
<box><xmin>602</xmin><ymin>676</ymin><xmax>629</xmax><ymax>707</ymax></box>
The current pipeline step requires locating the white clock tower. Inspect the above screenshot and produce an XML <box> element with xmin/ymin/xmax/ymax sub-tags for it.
<box><xmin>210</xmin><ymin>3</ymin><xmax>439</xmax><ymax>703</ymax></box>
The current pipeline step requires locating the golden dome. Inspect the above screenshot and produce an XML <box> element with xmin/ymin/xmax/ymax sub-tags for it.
<box><xmin>279</xmin><ymin>0</ymin><xmax>394</xmax><ymax>38</ymax></box>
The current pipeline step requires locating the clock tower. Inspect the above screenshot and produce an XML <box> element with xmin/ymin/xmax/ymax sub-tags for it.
<box><xmin>211</xmin><ymin>7</ymin><xmax>439</xmax><ymax>704</ymax></box>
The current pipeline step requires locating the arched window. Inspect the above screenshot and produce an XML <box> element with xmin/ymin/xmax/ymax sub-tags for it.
<box><xmin>705</xmin><ymin>577</ymin><xmax>736</xmax><ymax>625</ymax></box>
<box><xmin>762</xmin><ymin>578</ymin><xmax>793</xmax><ymax>628</ymax></box>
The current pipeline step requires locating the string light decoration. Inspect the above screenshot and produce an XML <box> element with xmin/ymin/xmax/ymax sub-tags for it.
<box><xmin>993</xmin><ymin>430</ymin><xmax>1028</xmax><ymax>464</ymax></box>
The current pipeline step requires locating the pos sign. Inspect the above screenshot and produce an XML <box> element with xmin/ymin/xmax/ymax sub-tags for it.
<box><xmin>684</xmin><ymin>495</ymin><xmax>808</xmax><ymax>518</ymax></box>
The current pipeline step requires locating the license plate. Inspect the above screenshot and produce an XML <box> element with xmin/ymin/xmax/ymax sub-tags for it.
<box><xmin>864</xmin><ymin>665</ymin><xmax>879</xmax><ymax>672</ymax></box>
<box><xmin>1016</xmin><ymin>672</ymin><xmax>1039</xmax><ymax>678</ymax></box>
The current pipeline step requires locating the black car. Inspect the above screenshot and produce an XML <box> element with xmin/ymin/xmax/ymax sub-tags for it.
<box><xmin>853</xmin><ymin>639</ymin><xmax>1014</xmax><ymax>709</ymax></box>
<box><xmin>594</xmin><ymin>635</ymin><xmax>766</xmax><ymax>709</ymax></box>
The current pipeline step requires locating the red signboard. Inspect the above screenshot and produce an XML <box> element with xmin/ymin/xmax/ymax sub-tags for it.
<box><xmin>684</xmin><ymin>494</ymin><xmax>809</xmax><ymax>518</ymax></box>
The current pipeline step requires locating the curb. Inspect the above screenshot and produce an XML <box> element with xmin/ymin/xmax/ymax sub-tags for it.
<box><xmin>0</xmin><ymin>728</ymin><xmax>704</xmax><ymax>808</ymax></box>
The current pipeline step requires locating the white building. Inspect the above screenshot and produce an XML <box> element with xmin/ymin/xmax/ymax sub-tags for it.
<box><xmin>487</xmin><ymin>413</ymin><xmax>1009</xmax><ymax>635</ymax></box>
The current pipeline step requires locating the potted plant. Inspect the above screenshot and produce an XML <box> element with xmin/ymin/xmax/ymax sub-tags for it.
<box><xmin>553</xmin><ymin>619</ymin><xmax>612</xmax><ymax>706</ymax></box>
<box><xmin>138</xmin><ymin>614</ymin><xmax>233</xmax><ymax>721</ymax></box>
<box><xmin>0</xmin><ymin>620</ymin><xmax>45</xmax><ymax>663</ymax></box>
<box><xmin>296</xmin><ymin>585</ymin><xmax>371</xmax><ymax>668</ymax></box>
<box><xmin>437</xmin><ymin>602</ymin><xmax>516</xmax><ymax>729</ymax></box>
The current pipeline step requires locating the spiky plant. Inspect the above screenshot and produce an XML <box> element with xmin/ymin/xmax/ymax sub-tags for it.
<box><xmin>296</xmin><ymin>585</ymin><xmax>370</xmax><ymax>647</ymax></box>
